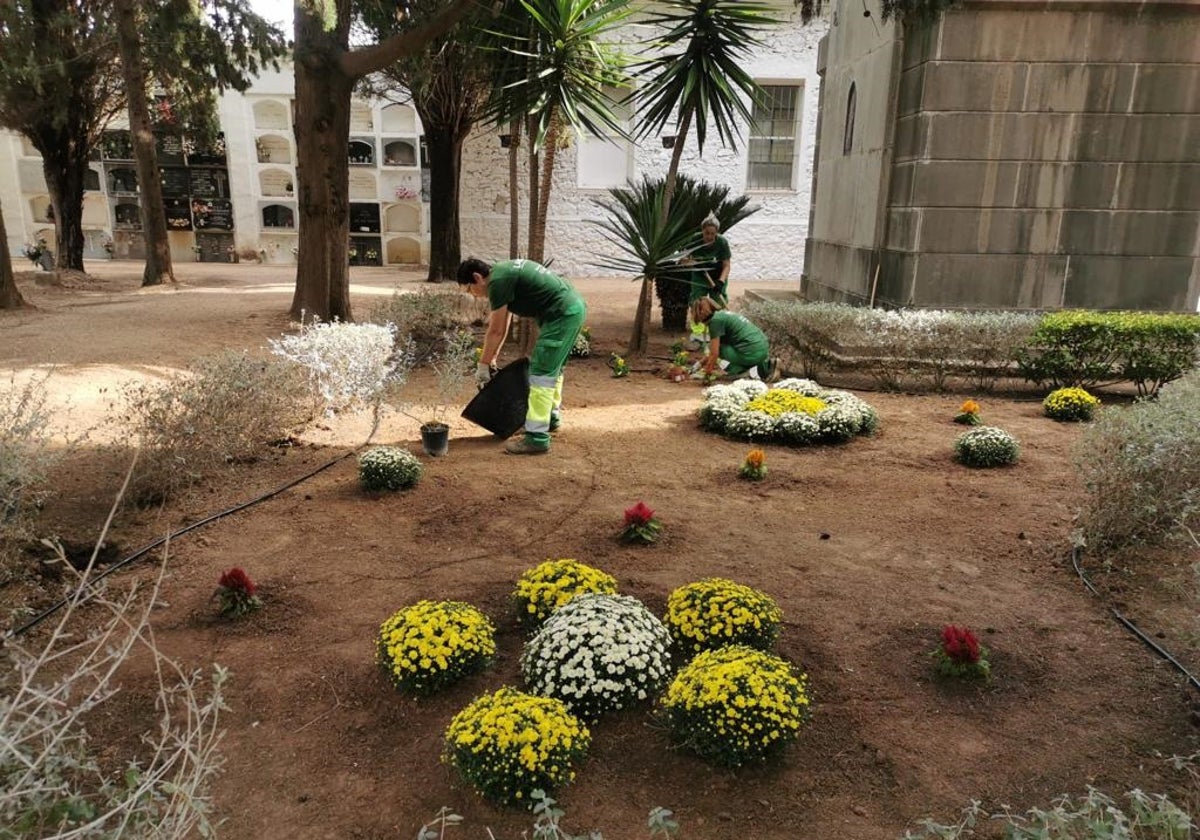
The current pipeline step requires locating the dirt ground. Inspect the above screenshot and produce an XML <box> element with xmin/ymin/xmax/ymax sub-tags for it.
<box><xmin>2</xmin><ymin>262</ymin><xmax>1198</xmax><ymax>840</ymax></box>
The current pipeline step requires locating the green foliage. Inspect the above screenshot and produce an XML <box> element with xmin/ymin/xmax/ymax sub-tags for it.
<box><xmin>367</xmin><ymin>290</ymin><xmax>477</xmax><ymax>361</ymax></box>
<box><xmin>1074</xmin><ymin>370</ymin><xmax>1200</xmax><ymax>553</ymax></box>
<box><xmin>1043</xmin><ymin>387</ymin><xmax>1101</xmax><ymax>422</ymax></box>
<box><xmin>954</xmin><ymin>426</ymin><xmax>1019</xmax><ymax>468</ymax></box>
<box><xmin>358</xmin><ymin>445</ymin><xmax>423</xmax><ymax>492</ymax></box>
<box><xmin>629</xmin><ymin>0</ymin><xmax>780</xmax><ymax>155</ymax></box>
<box><xmin>119</xmin><ymin>352</ymin><xmax>308</xmax><ymax>503</ymax></box>
<box><xmin>1017</xmin><ymin>310</ymin><xmax>1200</xmax><ymax>397</ymax></box>
<box><xmin>904</xmin><ymin>787</ymin><xmax>1195</xmax><ymax>839</ymax></box>
<box><xmin>661</xmin><ymin>645</ymin><xmax>809</xmax><ymax>768</ymax></box>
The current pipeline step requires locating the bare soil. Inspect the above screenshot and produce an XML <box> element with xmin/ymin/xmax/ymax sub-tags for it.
<box><xmin>2</xmin><ymin>263</ymin><xmax>1197</xmax><ymax>840</ymax></box>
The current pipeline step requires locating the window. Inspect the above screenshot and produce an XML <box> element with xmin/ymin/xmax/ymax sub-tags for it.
<box><xmin>747</xmin><ymin>83</ymin><xmax>803</xmax><ymax>191</ymax></box>
<box><xmin>843</xmin><ymin>83</ymin><xmax>856</xmax><ymax>155</ymax></box>
<box><xmin>577</xmin><ymin>85</ymin><xmax>633</xmax><ymax>190</ymax></box>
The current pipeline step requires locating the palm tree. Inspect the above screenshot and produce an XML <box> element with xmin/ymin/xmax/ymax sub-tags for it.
<box><xmin>591</xmin><ymin>175</ymin><xmax>758</xmax><ymax>331</ymax></box>
<box><xmin>624</xmin><ymin>0</ymin><xmax>779</xmax><ymax>355</ymax></box>
<box><xmin>484</xmin><ymin>0</ymin><xmax>631</xmax><ymax>264</ymax></box>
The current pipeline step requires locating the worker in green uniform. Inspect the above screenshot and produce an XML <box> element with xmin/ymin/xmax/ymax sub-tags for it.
<box><xmin>692</xmin><ymin>297</ymin><xmax>779</xmax><ymax>382</ymax></box>
<box><xmin>456</xmin><ymin>257</ymin><xmax>586</xmax><ymax>455</ymax></box>
<box><xmin>681</xmin><ymin>213</ymin><xmax>732</xmax><ymax>348</ymax></box>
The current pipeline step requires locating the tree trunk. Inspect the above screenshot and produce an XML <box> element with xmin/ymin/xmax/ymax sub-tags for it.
<box><xmin>524</xmin><ymin>114</ymin><xmax>539</xmax><ymax>262</ymax></box>
<box><xmin>114</xmin><ymin>0</ymin><xmax>174</xmax><ymax>288</ymax></box>
<box><xmin>529</xmin><ymin>112</ymin><xmax>559</xmax><ymax>264</ymax></box>
<box><xmin>508</xmin><ymin>118</ymin><xmax>520</xmax><ymax>259</ymax></box>
<box><xmin>0</xmin><ymin>203</ymin><xmax>25</xmax><ymax>309</ymax></box>
<box><xmin>423</xmin><ymin>125</ymin><xmax>463</xmax><ymax>282</ymax></box>
<box><xmin>291</xmin><ymin>13</ymin><xmax>354</xmax><ymax>322</ymax></box>
<box><xmin>38</xmin><ymin>141</ymin><xmax>87</xmax><ymax>273</ymax></box>
<box><xmin>628</xmin><ymin>108</ymin><xmax>693</xmax><ymax>356</ymax></box>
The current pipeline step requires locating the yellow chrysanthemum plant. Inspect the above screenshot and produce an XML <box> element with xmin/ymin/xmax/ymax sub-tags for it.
<box><xmin>512</xmin><ymin>559</ymin><xmax>618</xmax><ymax>628</ymax></box>
<box><xmin>443</xmin><ymin>687</ymin><xmax>591</xmax><ymax>806</ymax></box>
<box><xmin>665</xmin><ymin>578</ymin><xmax>783</xmax><ymax>655</ymax></box>
<box><xmin>376</xmin><ymin>600</ymin><xmax>496</xmax><ymax>695</ymax></box>
<box><xmin>661</xmin><ymin>645</ymin><xmax>810</xmax><ymax>768</ymax></box>
<box><xmin>1043</xmin><ymin>386</ymin><xmax>1101</xmax><ymax>422</ymax></box>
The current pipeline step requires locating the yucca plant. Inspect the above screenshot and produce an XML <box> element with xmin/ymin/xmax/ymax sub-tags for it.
<box><xmin>623</xmin><ymin>0</ymin><xmax>780</xmax><ymax>352</ymax></box>
<box><xmin>591</xmin><ymin>174</ymin><xmax>758</xmax><ymax>331</ymax></box>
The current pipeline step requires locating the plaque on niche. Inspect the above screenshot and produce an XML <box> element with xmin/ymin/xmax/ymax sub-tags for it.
<box><xmin>260</xmin><ymin>169</ymin><xmax>294</xmax><ymax>196</ymax></box>
<box><xmin>348</xmin><ymin>170</ymin><xmax>376</xmax><ymax>199</ymax></box>
<box><xmin>192</xmin><ymin>198</ymin><xmax>233</xmax><ymax>230</ymax></box>
<box><xmin>156</xmin><ymin>134</ymin><xmax>184</xmax><ymax>164</ymax></box>
<box><xmin>189</xmin><ymin>169</ymin><xmax>222</xmax><ymax>198</ymax></box>
<box><xmin>165</xmin><ymin>198</ymin><xmax>192</xmax><ymax>230</ymax></box>
<box><xmin>160</xmin><ymin>168</ymin><xmax>190</xmax><ymax>197</ymax></box>
<box><xmin>349</xmin><ymin>203</ymin><xmax>380</xmax><ymax>233</ymax></box>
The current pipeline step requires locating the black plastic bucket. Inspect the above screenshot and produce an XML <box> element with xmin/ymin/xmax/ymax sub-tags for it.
<box><xmin>461</xmin><ymin>358</ymin><xmax>529</xmax><ymax>438</ymax></box>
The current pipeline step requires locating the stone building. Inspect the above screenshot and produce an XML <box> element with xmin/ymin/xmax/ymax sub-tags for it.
<box><xmin>1</xmin><ymin>3</ymin><xmax>828</xmax><ymax>280</ymax></box>
<box><xmin>803</xmin><ymin>0</ymin><xmax>1200</xmax><ymax>311</ymax></box>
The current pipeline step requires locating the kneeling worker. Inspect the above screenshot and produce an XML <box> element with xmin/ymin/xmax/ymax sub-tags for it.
<box><xmin>692</xmin><ymin>297</ymin><xmax>779</xmax><ymax>382</ymax></box>
<box><xmin>456</xmin><ymin>257</ymin><xmax>586</xmax><ymax>455</ymax></box>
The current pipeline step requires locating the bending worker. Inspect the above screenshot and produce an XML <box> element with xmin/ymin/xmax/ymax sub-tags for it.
<box><xmin>456</xmin><ymin>257</ymin><xmax>586</xmax><ymax>456</ymax></box>
<box><xmin>692</xmin><ymin>297</ymin><xmax>779</xmax><ymax>382</ymax></box>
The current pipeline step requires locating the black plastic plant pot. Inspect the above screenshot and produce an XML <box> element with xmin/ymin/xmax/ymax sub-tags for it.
<box><xmin>420</xmin><ymin>422</ymin><xmax>450</xmax><ymax>457</ymax></box>
<box><xmin>461</xmin><ymin>358</ymin><xmax>530</xmax><ymax>438</ymax></box>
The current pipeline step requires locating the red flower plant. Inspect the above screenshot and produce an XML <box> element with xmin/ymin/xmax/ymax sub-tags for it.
<box><xmin>933</xmin><ymin>624</ymin><xmax>990</xmax><ymax>680</ymax></box>
<box><xmin>215</xmin><ymin>567</ymin><xmax>262</xmax><ymax>617</ymax></box>
<box><xmin>620</xmin><ymin>501</ymin><xmax>662</xmax><ymax>545</ymax></box>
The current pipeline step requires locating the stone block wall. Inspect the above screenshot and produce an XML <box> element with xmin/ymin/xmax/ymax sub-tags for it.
<box><xmin>885</xmin><ymin>0</ymin><xmax>1200</xmax><ymax>311</ymax></box>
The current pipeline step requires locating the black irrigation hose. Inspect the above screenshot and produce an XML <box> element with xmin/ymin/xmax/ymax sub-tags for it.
<box><xmin>5</xmin><ymin>449</ymin><xmax>357</xmax><ymax>640</ymax></box>
<box><xmin>1071</xmin><ymin>545</ymin><xmax>1200</xmax><ymax>694</ymax></box>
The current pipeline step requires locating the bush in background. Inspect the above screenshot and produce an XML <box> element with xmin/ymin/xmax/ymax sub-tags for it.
<box><xmin>119</xmin><ymin>352</ymin><xmax>308</xmax><ymax>504</ymax></box>
<box><xmin>366</xmin><ymin>290</ymin><xmax>479</xmax><ymax>362</ymax></box>
<box><xmin>1075</xmin><ymin>370</ymin><xmax>1200</xmax><ymax>552</ymax></box>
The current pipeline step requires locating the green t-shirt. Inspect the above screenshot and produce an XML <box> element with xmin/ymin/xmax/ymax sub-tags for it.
<box><xmin>691</xmin><ymin>234</ymin><xmax>731</xmax><ymax>278</ymax></box>
<box><xmin>487</xmin><ymin>259</ymin><xmax>584</xmax><ymax>321</ymax></box>
<box><xmin>708</xmin><ymin>310</ymin><xmax>767</xmax><ymax>355</ymax></box>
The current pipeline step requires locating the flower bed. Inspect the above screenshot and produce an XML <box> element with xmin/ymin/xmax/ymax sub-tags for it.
<box><xmin>699</xmin><ymin>378</ymin><xmax>878</xmax><ymax>445</ymax></box>
<box><xmin>521</xmin><ymin>593</ymin><xmax>672</xmax><ymax>721</ymax></box>
<box><xmin>665</xmin><ymin>578</ymin><xmax>782</xmax><ymax>654</ymax></box>
<box><xmin>443</xmin><ymin>687</ymin><xmax>590</xmax><ymax>805</ymax></box>
<box><xmin>661</xmin><ymin>645</ymin><xmax>809</xmax><ymax>768</ymax></box>
<box><xmin>376</xmin><ymin>600</ymin><xmax>496</xmax><ymax>694</ymax></box>
<box><xmin>512</xmin><ymin>559</ymin><xmax>618</xmax><ymax>627</ymax></box>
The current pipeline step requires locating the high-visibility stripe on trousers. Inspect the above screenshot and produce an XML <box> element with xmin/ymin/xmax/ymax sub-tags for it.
<box><xmin>520</xmin><ymin>303</ymin><xmax>586</xmax><ymax>448</ymax></box>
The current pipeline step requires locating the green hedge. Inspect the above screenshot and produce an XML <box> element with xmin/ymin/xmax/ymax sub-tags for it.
<box><xmin>1016</xmin><ymin>310</ymin><xmax>1200</xmax><ymax>396</ymax></box>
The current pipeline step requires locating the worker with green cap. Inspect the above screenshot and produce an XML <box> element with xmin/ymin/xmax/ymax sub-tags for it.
<box><xmin>456</xmin><ymin>257</ymin><xmax>586</xmax><ymax>455</ymax></box>
<box><xmin>680</xmin><ymin>212</ymin><xmax>731</xmax><ymax>349</ymax></box>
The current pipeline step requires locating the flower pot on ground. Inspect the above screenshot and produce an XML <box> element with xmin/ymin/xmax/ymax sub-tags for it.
<box><xmin>420</xmin><ymin>421</ymin><xmax>449</xmax><ymax>457</ymax></box>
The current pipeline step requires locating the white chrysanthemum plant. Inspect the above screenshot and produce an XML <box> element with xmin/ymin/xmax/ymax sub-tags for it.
<box><xmin>699</xmin><ymin>378</ymin><xmax>878</xmax><ymax>445</ymax></box>
<box><xmin>521</xmin><ymin>593</ymin><xmax>673</xmax><ymax>722</ymax></box>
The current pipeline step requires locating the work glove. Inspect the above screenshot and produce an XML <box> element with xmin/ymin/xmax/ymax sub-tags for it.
<box><xmin>475</xmin><ymin>362</ymin><xmax>495</xmax><ymax>389</ymax></box>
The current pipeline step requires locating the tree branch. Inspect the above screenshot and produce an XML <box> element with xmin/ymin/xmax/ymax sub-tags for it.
<box><xmin>339</xmin><ymin>0</ymin><xmax>480</xmax><ymax>79</ymax></box>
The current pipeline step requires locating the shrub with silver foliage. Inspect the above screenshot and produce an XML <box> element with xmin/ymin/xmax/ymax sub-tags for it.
<box><xmin>1075</xmin><ymin>369</ymin><xmax>1200</xmax><ymax>552</ymax></box>
<box><xmin>0</xmin><ymin>375</ymin><xmax>59</xmax><ymax>548</ymax></box>
<box><xmin>269</xmin><ymin>319</ymin><xmax>408</xmax><ymax>413</ymax></box>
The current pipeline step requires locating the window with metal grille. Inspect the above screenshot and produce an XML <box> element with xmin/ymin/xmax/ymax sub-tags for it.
<box><xmin>747</xmin><ymin>83</ymin><xmax>802</xmax><ymax>191</ymax></box>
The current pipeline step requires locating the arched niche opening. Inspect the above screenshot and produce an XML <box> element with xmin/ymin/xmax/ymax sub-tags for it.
<box><xmin>381</xmin><ymin>103</ymin><xmax>416</xmax><ymax>134</ymax></box>
<box><xmin>253</xmin><ymin>99</ymin><xmax>290</xmax><ymax>131</ymax></box>
<box><xmin>29</xmin><ymin>196</ymin><xmax>54</xmax><ymax>224</ymax></box>
<box><xmin>108</xmin><ymin>168</ymin><xmax>138</xmax><ymax>194</ymax></box>
<box><xmin>382</xmin><ymin>140</ymin><xmax>417</xmax><ymax>167</ymax></box>
<box><xmin>348</xmin><ymin>139</ymin><xmax>375</xmax><ymax>166</ymax></box>
<box><xmin>385</xmin><ymin>203</ymin><xmax>420</xmax><ymax>233</ymax></box>
<box><xmin>114</xmin><ymin>201</ymin><xmax>141</xmax><ymax>229</ymax></box>
<box><xmin>261</xmin><ymin>204</ymin><xmax>295</xmax><ymax>229</ymax></box>
<box><xmin>386</xmin><ymin>236</ymin><xmax>421</xmax><ymax>265</ymax></box>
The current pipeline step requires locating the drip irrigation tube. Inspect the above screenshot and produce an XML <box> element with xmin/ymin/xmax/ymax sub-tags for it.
<box><xmin>1071</xmin><ymin>545</ymin><xmax>1200</xmax><ymax>694</ymax></box>
<box><xmin>6</xmin><ymin>449</ymin><xmax>357</xmax><ymax>640</ymax></box>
